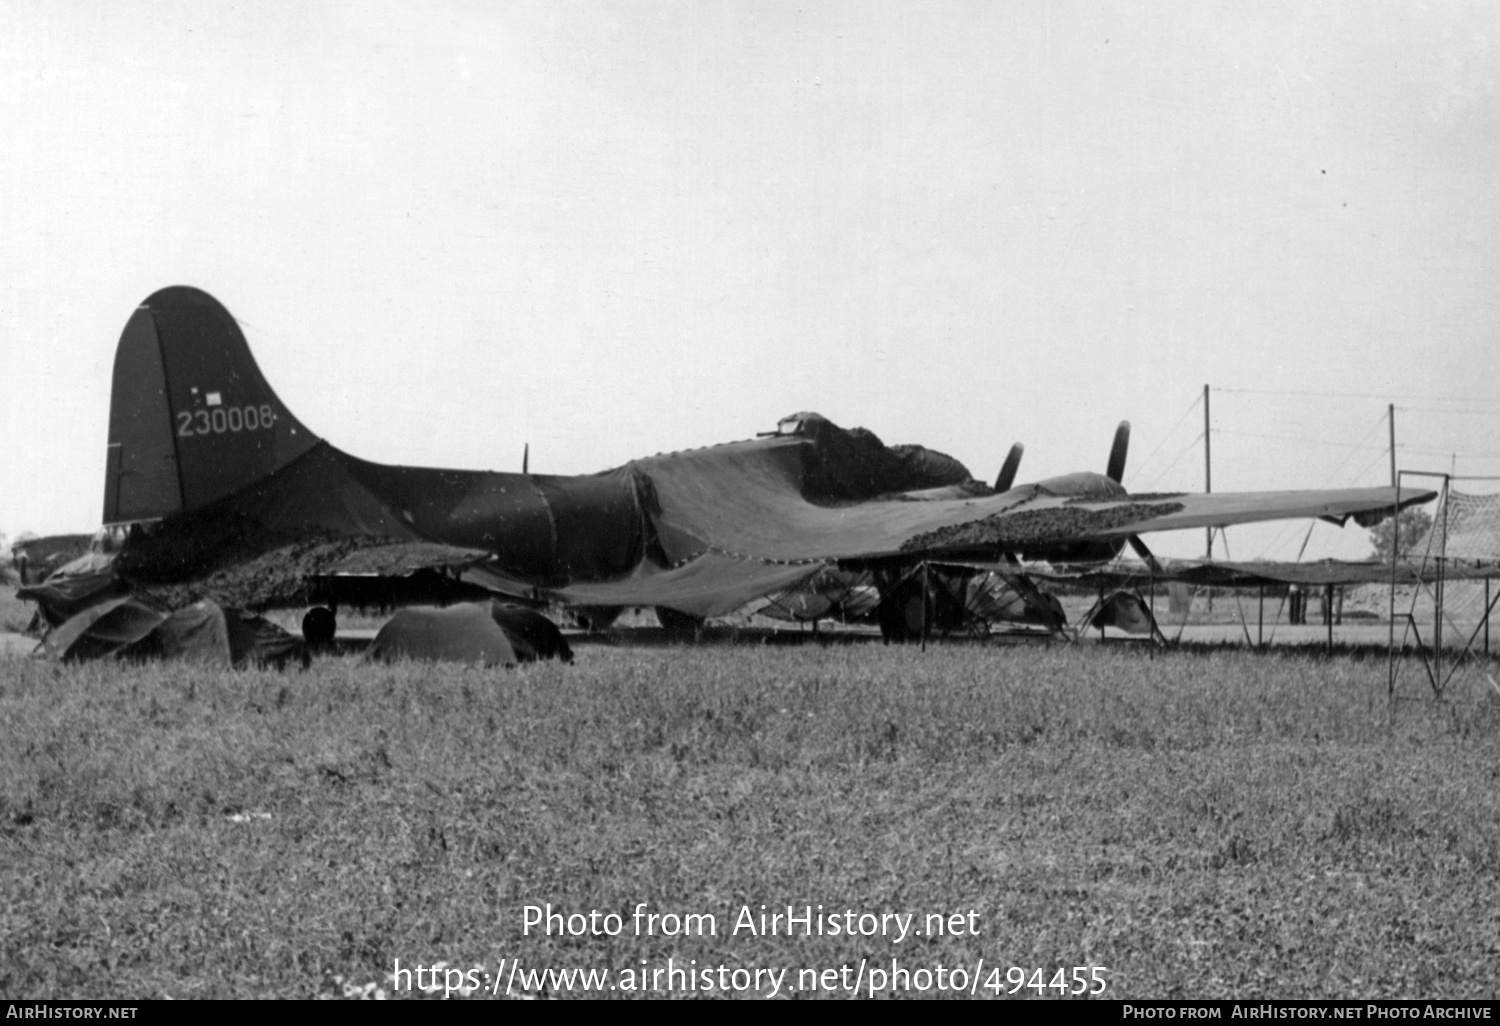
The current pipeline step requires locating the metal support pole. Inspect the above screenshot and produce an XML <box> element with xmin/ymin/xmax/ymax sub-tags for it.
<box><xmin>1204</xmin><ymin>384</ymin><xmax>1212</xmax><ymax>558</ymax></box>
<box><xmin>1326</xmin><ymin>584</ymin><xmax>1333</xmax><ymax>655</ymax></box>
<box><xmin>1150</xmin><ymin>565</ymin><xmax>1157</xmax><ymax>658</ymax></box>
<box><xmin>1388</xmin><ymin>473</ymin><xmax>1401</xmax><ymax>704</ymax></box>
<box><xmin>1204</xmin><ymin>385</ymin><xmax>1213</xmax><ymax>614</ymax></box>
<box><xmin>1258</xmin><ymin>585</ymin><xmax>1264</xmax><ymax>649</ymax></box>
<box><xmin>1486</xmin><ymin>578</ymin><xmax>1491</xmax><ymax>656</ymax></box>
<box><xmin>1435</xmin><ymin>475</ymin><xmax>1449</xmax><ymax>691</ymax></box>
<box><xmin>920</xmin><ymin>561</ymin><xmax>930</xmax><ymax>652</ymax></box>
<box><xmin>1388</xmin><ymin>404</ymin><xmax>1396</xmax><ymax>487</ymax></box>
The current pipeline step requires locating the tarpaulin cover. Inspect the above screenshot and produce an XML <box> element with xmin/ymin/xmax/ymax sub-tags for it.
<box><xmin>40</xmin><ymin>596</ymin><xmax>304</xmax><ymax>667</ymax></box>
<box><xmin>11</xmin><ymin>534</ymin><xmax>93</xmax><ymax>580</ymax></box>
<box><xmin>1085</xmin><ymin>592</ymin><xmax>1159</xmax><ymax>635</ymax></box>
<box><xmin>42</xmin><ymin>596</ymin><xmax>166</xmax><ymax>662</ymax></box>
<box><xmin>369</xmin><ymin>603</ymin><xmax>519</xmax><ymax>666</ymax></box>
<box><xmin>548</xmin><ymin>552</ymin><xmax>826</xmax><ymax>619</ymax></box>
<box><xmin>367</xmin><ymin>601</ymin><xmax>571</xmax><ymax>666</ymax></box>
<box><xmin>19</xmin><ymin>568</ymin><xmax>129</xmax><ymax>629</ymax></box>
<box><xmin>147</xmin><ymin>601</ymin><xmax>307</xmax><ymax>668</ymax></box>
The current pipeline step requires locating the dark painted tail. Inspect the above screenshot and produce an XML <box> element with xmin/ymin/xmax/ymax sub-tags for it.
<box><xmin>103</xmin><ymin>286</ymin><xmax>320</xmax><ymax>523</ymax></box>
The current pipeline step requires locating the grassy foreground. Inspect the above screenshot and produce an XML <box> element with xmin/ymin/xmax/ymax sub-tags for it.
<box><xmin>3</xmin><ymin>640</ymin><xmax>1500</xmax><ymax>1000</ymax></box>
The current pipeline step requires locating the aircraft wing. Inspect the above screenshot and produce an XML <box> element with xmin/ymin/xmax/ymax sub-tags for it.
<box><xmin>890</xmin><ymin>486</ymin><xmax>1432</xmax><ymax>558</ymax></box>
<box><xmin>940</xmin><ymin>557</ymin><xmax>1500</xmax><ymax>591</ymax></box>
<box><xmin>627</xmin><ymin>439</ymin><xmax>1435</xmax><ymax>564</ymax></box>
<box><xmin>517</xmin><ymin>441</ymin><xmax>1434</xmax><ymax>616</ymax></box>
<box><xmin>526</xmin><ymin>452</ymin><xmax>1432</xmax><ymax>615</ymax></box>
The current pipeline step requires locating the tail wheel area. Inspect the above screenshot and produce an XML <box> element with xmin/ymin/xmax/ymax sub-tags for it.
<box><xmin>572</xmin><ymin>606</ymin><xmax>623</xmax><ymax>632</ymax></box>
<box><xmin>655</xmin><ymin>606</ymin><xmax>707</xmax><ymax>633</ymax></box>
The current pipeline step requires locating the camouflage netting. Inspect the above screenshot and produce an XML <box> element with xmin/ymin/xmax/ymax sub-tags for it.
<box><xmin>1419</xmin><ymin>489</ymin><xmax>1500</xmax><ymax>559</ymax></box>
<box><xmin>129</xmin><ymin>537</ymin><xmax>392</xmax><ymax>611</ymax></box>
<box><xmin>1403</xmin><ymin>489</ymin><xmax>1500</xmax><ymax>625</ymax></box>
<box><xmin>1082</xmin><ymin>492</ymin><xmax>1187</xmax><ymax>503</ymax></box>
<box><xmin>900</xmin><ymin>502</ymin><xmax>1184</xmax><ymax>552</ymax></box>
<box><xmin>324</xmin><ymin>543</ymin><xmax>491</xmax><ymax>576</ymax></box>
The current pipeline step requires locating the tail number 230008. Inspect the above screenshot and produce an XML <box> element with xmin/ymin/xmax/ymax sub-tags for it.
<box><xmin>176</xmin><ymin>404</ymin><xmax>278</xmax><ymax>437</ymax></box>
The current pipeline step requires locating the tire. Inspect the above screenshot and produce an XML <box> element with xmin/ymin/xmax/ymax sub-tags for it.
<box><xmin>302</xmin><ymin>606</ymin><xmax>337</xmax><ymax>647</ymax></box>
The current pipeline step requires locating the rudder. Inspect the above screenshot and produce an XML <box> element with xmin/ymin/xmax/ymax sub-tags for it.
<box><xmin>103</xmin><ymin>286</ymin><xmax>320</xmax><ymax>523</ymax></box>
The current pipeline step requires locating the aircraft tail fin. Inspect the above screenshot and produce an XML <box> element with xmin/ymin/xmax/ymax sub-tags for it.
<box><xmin>103</xmin><ymin>286</ymin><xmax>320</xmax><ymax>524</ymax></box>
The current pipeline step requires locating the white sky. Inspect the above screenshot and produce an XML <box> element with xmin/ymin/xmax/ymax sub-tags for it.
<box><xmin>3</xmin><ymin>1</ymin><xmax>1498</xmax><ymax>561</ymax></box>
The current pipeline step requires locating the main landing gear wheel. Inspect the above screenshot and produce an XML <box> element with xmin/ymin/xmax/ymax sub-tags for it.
<box><xmin>655</xmin><ymin>606</ymin><xmax>707</xmax><ymax>634</ymax></box>
<box><xmin>876</xmin><ymin>572</ymin><xmax>967</xmax><ymax>643</ymax></box>
<box><xmin>877</xmin><ymin>582</ymin><xmax>932</xmax><ymax>643</ymax></box>
<box><xmin>302</xmin><ymin>606</ymin><xmax>337</xmax><ymax>648</ymax></box>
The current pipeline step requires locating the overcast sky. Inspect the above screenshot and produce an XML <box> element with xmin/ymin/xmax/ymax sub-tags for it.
<box><xmin>3</xmin><ymin>1</ymin><xmax>1498</xmax><ymax>561</ymax></box>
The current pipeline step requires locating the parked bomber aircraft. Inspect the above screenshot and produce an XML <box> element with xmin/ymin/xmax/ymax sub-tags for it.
<box><xmin>100</xmin><ymin>286</ymin><xmax>1435</xmax><ymax>641</ymax></box>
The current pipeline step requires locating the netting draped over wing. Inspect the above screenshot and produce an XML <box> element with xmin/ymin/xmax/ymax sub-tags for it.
<box><xmin>1418</xmin><ymin>490</ymin><xmax>1500</xmax><ymax>559</ymax></box>
<box><xmin>1406</xmin><ymin>488</ymin><xmax>1500</xmax><ymax>624</ymax></box>
<box><xmin>944</xmin><ymin>557</ymin><xmax>1500</xmax><ymax>590</ymax></box>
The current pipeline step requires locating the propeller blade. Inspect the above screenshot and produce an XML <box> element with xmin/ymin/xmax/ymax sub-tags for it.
<box><xmin>1106</xmin><ymin>421</ymin><xmax>1131</xmax><ymax>484</ymax></box>
<box><xmin>1128</xmin><ymin>534</ymin><xmax>1163</xmax><ymax>574</ymax></box>
<box><xmin>994</xmin><ymin>443</ymin><xmax>1025</xmax><ymax>492</ymax></box>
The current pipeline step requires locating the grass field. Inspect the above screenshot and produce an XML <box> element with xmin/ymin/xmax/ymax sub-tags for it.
<box><xmin>4</xmin><ymin>628</ymin><xmax>1500</xmax><ymax>999</ymax></box>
